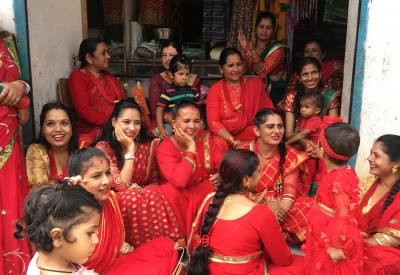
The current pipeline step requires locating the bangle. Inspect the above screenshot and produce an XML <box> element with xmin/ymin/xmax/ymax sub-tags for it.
<box><xmin>182</xmin><ymin>151</ymin><xmax>197</xmax><ymax>162</ymax></box>
<box><xmin>120</xmin><ymin>241</ymin><xmax>133</xmax><ymax>254</ymax></box>
<box><xmin>124</xmin><ymin>152</ymin><xmax>135</xmax><ymax>160</ymax></box>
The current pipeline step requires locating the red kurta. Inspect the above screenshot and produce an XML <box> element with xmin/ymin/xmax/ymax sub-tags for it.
<box><xmin>206</xmin><ymin>77</ymin><xmax>274</xmax><ymax>142</ymax></box>
<box><xmin>355</xmin><ymin>178</ymin><xmax>400</xmax><ymax>274</ymax></box>
<box><xmin>67</xmin><ymin>69</ymin><xmax>126</xmax><ymax>146</ymax></box>
<box><xmin>0</xmin><ymin>35</ymin><xmax>31</xmax><ymax>275</ymax></box>
<box><xmin>304</xmin><ymin>167</ymin><xmax>363</xmax><ymax>275</ymax></box>
<box><xmin>187</xmin><ymin>195</ymin><xmax>292</xmax><ymax>275</ymax></box>
<box><xmin>84</xmin><ymin>192</ymin><xmax>178</xmax><ymax>274</ymax></box>
<box><xmin>157</xmin><ymin>130</ymin><xmax>228</xmax><ymax>236</ymax></box>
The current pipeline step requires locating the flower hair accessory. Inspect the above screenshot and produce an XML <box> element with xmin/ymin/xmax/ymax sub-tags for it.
<box><xmin>319</xmin><ymin>116</ymin><xmax>350</xmax><ymax>161</ymax></box>
<box><xmin>195</xmin><ymin>234</ymin><xmax>210</xmax><ymax>247</ymax></box>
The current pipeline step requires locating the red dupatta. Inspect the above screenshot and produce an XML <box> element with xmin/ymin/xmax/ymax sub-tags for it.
<box><xmin>223</xmin><ymin>77</ymin><xmax>273</xmax><ymax>135</ymax></box>
<box><xmin>85</xmin><ymin>191</ymin><xmax>124</xmax><ymax>273</ymax></box>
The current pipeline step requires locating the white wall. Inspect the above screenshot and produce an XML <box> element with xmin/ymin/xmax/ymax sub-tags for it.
<box><xmin>355</xmin><ymin>1</ymin><xmax>400</xmax><ymax>178</ymax></box>
<box><xmin>27</xmin><ymin>0</ymin><xmax>82</xmax><ymax>133</ymax></box>
<box><xmin>0</xmin><ymin>0</ymin><xmax>16</xmax><ymax>33</ymax></box>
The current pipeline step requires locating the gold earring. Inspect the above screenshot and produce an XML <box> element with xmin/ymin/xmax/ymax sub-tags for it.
<box><xmin>392</xmin><ymin>166</ymin><xmax>398</xmax><ymax>174</ymax></box>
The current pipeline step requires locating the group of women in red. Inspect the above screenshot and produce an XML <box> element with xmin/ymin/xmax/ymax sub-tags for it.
<box><xmin>2</xmin><ymin>10</ymin><xmax>400</xmax><ymax>275</ymax></box>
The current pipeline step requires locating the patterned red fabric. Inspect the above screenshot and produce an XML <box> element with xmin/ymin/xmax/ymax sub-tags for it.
<box><xmin>67</xmin><ymin>69</ymin><xmax>126</xmax><ymax>145</ymax></box>
<box><xmin>241</xmin><ymin>142</ymin><xmax>312</xmax><ymax>241</ymax></box>
<box><xmin>298</xmin><ymin>116</ymin><xmax>323</xmax><ymax>145</ymax></box>
<box><xmin>0</xmin><ymin>37</ymin><xmax>31</xmax><ymax>275</ymax></box>
<box><xmin>48</xmin><ymin>148</ymin><xmax>69</xmax><ymax>181</ymax></box>
<box><xmin>96</xmin><ymin>139</ymin><xmax>160</xmax><ymax>190</ymax></box>
<box><xmin>244</xmin><ymin>45</ymin><xmax>286</xmax><ymax>78</ymax></box>
<box><xmin>303</xmin><ymin>167</ymin><xmax>364</xmax><ymax>274</ymax></box>
<box><xmin>206</xmin><ymin>76</ymin><xmax>274</xmax><ymax>142</ymax></box>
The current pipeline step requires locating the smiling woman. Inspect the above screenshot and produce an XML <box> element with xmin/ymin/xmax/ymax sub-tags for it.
<box><xmin>26</xmin><ymin>102</ymin><xmax>78</xmax><ymax>189</ymax></box>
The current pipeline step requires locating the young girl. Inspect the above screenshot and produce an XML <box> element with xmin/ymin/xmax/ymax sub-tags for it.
<box><xmin>15</xmin><ymin>180</ymin><xmax>101</xmax><ymax>274</ymax></box>
<box><xmin>304</xmin><ymin>121</ymin><xmax>364</xmax><ymax>274</ymax></box>
<box><xmin>155</xmin><ymin>55</ymin><xmax>199</xmax><ymax>138</ymax></box>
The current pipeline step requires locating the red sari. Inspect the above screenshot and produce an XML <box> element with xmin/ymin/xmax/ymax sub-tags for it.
<box><xmin>67</xmin><ymin>69</ymin><xmax>126</xmax><ymax>146</ymax></box>
<box><xmin>157</xmin><ymin>130</ymin><xmax>228</xmax><ymax>236</ymax></box>
<box><xmin>84</xmin><ymin>191</ymin><xmax>178</xmax><ymax>274</ymax></box>
<box><xmin>304</xmin><ymin>167</ymin><xmax>363</xmax><ymax>275</ymax></box>
<box><xmin>355</xmin><ymin>177</ymin><xmax>400</xmax><ymax>274</ymax></box>
<box><xmin>241</xmin><ymin>142</ymin><xmax>312</xmax><ymax>241</ymax></box>
<box><xmin>206</xmin><ymin>76</ymin><xmax>274</xmax><ymax>142</ymax></box>
<box><xmin>95</xmin><ymin>140</ymin><xmax>182</xmax><ymax>248</ymax></box>
<box><xmin>0</xmin><ymin>34</ymin><xmax>31</xmax><ymax>275</ymax></box>
<box><xmin>187</xmin><ymin>194</ymin><xmax>293</xmax><ymax>274</ymax></box>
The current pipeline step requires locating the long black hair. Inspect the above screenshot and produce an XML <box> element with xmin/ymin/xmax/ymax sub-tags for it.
<box><xmin>293</xmin><ymin>57</ymin><xmax>323</xmax><ymax>116</ymax></box>
<box><xmin>36</xmin><ymin>102</ymin><xmax>78</xmax><ymax>153</ymax></box>
<box><xmin>68</xmin><ymin>147</ymin><xmax>109</xmax><ymax>177</ymax></box>
<box><xmin>187</xmin><ymin>149</ymin><xmax>259</xmax><ymax>275</ymax></box>
<box><xmin>14</xmin><ymin>180</ymin><xmax>101</xmax><ymax>252</ymax></box>
<box><xmin>99</xmin><ymin>98</ymin><xmax>150</xmax><ymax>169</ymax></box>
<box><xmin>78</xmin><ymin>37</ymin><xmax>105</xmax><ymax>67</ymax></box>
<box><xmin>376</xmin><ymin>135</ymin><xmax>400</xmax><ymax>212</ymax></box>
<box><xmin>254</xmin><ymin>108</ymin><xmax>286</xmax><ymax>177</ymax></box>
<box><xmin>218</xmin><ymin>47</ymin><xmax>244</xmax><ymax>67</ymax></box>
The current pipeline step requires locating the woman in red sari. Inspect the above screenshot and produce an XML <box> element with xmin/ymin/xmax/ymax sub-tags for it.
<box><xmin>26</xmin><ymin>102</ymin><xmax>78</xmax><ymax>189</ymax></box>
<box><xmin>95</xmin><ymin>98</ymin><xmax>182</xmax><ymax>247</ymax></box>
<box><xmin>206</xmin><ymin>47</ymin><xmax>274</xmax><ymax>147</ymax></box>
<box><xmin>187</xmin><ymin>149</ymin><xmax>293</xmax><ymax>275</ymax></box>
<box><xmin>238</xmin><ymin>108</ymin><xmax>311</xmax><ymax>243</ymax></box>
<box><xmin>68</xmin><ymin>38</ymin><xmax>126</xmax><ymax>147</ymax></box>
<box><xmin>238</xmin><ymin>11</ymin><xmax>287</xmax><ymax>105</ymax></box>
<box><xmin>68</xmin><ymin>147</ymin><xmax>179</xmax><ymax>275</ymax></box>
<box><xmin>157</xmin><ymin>100</ymin><xmax>229</xmax><ymax>236</ymax></box>
<box><xmin>356</xmin><ymin>134</ymin><xmax>400</xmax><ymax>274</ymax></box>
<box><xmin>149</xmin><ymin>40</ymin><xmax>200</xmax><ymax>121</ymax></box>
<box><xmin>0</xmin><ymin>31</ymin><xmax>31</xmax><ymax>275</ymax></box>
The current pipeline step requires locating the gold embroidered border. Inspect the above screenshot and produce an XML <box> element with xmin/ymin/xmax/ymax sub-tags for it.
<box><xmin>0</xmin><ymin>135</ymin><xmax>15</xmax><ymax>169</ymax></box>
<box><xmin>316</xmin><ymin>202</ymin><xmax>336</xmax><ymax>217</ymax></box>
<box><xmin>209</xmin><ymin>251</ymin><xmax>263</xmax><ymax>264</ymax></box>
<box><xmin>376</xmin><ymin>227</ymin><xmax>400</xmax><ymax>239</ymax></box>
<box><xmin>204</xmin><ymin>132</ymin><xmax>211</xmax><ymax>172</ymax></box>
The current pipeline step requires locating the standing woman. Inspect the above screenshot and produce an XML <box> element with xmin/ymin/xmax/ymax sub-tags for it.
<box><xmin>356</xmin><ymin>135</ymin><xmax>400</xmax><ymax>274</ymax></box>
<box><xmin>0</xmin><ymin>31</ymin><xmax>31</xmax><ymax>274</ymax></box>
<box><xmin>26</xmin><ymin>102</ymin><xmax>78</xmax><ymax>189</ymax></box>
<box><xmin>283</xmin><ymin>57</ymin><xmax>341</xmax><ymax>148</ymax></box>
<box><xmin>187</xmin><ymin>149</ymin><xmax>292</xmax><ymax>275</ymax></box>
<box><xmin>238</xmin><ymin>11</ymin><xmax>287</xmax><ymax>105</ymax></box>
<box><xmin>68</xmin><ymin>38</ymin><xmax>126</xmax><ymax>147</ymax></box>
<box><xmin>206</xmin><ymin>47</ymin><xmax>274</xmax><ymax>147</ymax></box>
<box><xmin>148</xmin><ymin>40</ymin><xmax>200</xmax><ymax>121</ymax></box>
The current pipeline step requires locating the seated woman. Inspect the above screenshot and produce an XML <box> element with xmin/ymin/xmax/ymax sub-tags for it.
<box><xmin>149</xmin><ymin>40</ymin><xmax>200</xmax><ymax>121</ymax></box>
<box><xmin>238</xmin><ymin>11</ymin><xmax>287</xmax><ymax>105</ymax></box>
<box><xmin>238</xmin><ymin>109</ymin><xmax>312</xmax><ymax>243</ymax></box>
<box><xmin>96</xmin><ymin>98</ymin><xmax>159</xmax><ymax>189</ymax></box>
<box><xmin>0</xmin><ymin>31</ymin><xmax>31</xmax><ymax>275</ymax></box>
<box><xmin>356</xmin><ymin>134</ymin><xmax>400</xmax><ymax>274</ymax></box>
<box><xmin>283</xmin><ymin>57</ymin><xmax>341</xmax><ymax>149</ymax></box>
<box><xmin>26</xmin><ymin>102</ymin><xmax>78</xmax><ymax>189</ymax></box>
<box><xmin>68</xmin><ymin>38</ymin><xmax>126</xmax><ymax>147</ymax></box>
<box><xmin>281</xmin><ymin>38</ymin><xmax>344</xmax><ymax>104</ymax></box>
<box><xmin>157</xmin><ymin>100</ymin><xmax>229</xmax><ymax>234</ymax></box>
<box><xmin>206</xmin><ymin>47</ymin><xmax>274</xmax><ymax>147</ymax></box>
<box><xmin>187</xmin><ymin>149</ymin><xmax>292</xmax><ymax>275</ymax></box>
<box><xmin>68</xmin><ymin>147</ymin><xmax>179</xmax><ymax>275</ymax></box>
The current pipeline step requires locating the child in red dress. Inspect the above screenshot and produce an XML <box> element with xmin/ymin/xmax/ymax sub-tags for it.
<box><xmin>303</xmin><ymin>121</ymin><xmax>364</xmax><ymax>274</ymax></box>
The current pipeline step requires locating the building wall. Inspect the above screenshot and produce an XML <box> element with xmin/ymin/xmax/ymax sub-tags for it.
<box><xmin>353</xmin><ymin>1</ymin><xmax>400</xmax><ymax>178</ymax></box>
<box><xmin>27</xmin><ymin>0</ymin><xmax>82</xmax><ymax>134</ymax></box>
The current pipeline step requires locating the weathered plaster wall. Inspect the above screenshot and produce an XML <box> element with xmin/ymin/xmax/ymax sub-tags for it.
<box><xmin>354</xmin><ymin>1</ymin><xmax>400</xmax><ymax>178</ymax></box>
<box><xmin>27</xmin><ymin>0</ymin><xmax>82</xmax><ymax>134</ymax></box>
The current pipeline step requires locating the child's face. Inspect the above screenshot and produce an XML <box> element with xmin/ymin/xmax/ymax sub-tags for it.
<box><xmin>58</xmin><ymin>211</ymin><xmax>100</xmax><ymax>265</ymax></box>
<box><xmin>300</xmin><ymin>98</ymin><xmax>320</xmax><ymax>118</ymax></box>
<box><xmin>173</xmin><ymin>67</ymin><xmax>190</xmax><ymax>86</ymax></box>
<box><xmin>81</xmin><ymin>157</ymin><xmax>112</xmax><ymax>201</ymax></box>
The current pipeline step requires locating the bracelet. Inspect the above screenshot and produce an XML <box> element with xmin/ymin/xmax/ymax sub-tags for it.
<box><xmin>182</xmin><ymin>151</ymin><xmax>197</xmax><ymax>162</ymax></box>
<box><xmin>183</xmin><ymin>157</ymin><xmax>196</xmax><ymax>173</ymax></box>
<box><xmin>120</xmin><ymin>241</ymin><xmax>133</xmax><ymax>254</ymax></box>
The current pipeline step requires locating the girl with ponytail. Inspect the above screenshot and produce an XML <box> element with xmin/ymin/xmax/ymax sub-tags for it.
<box><xmin>238</xmin><ymin>108</ymin><xmax>312</xmax><ymax>243</ymax></box>
<box><xmin>187</xmin><ymin>149</ymin><xmax>291</xmax><ymax>275</ymax></box>
<box><xmin>355</xmin><ymin>134</ymin><xmax>400</xmax><ymax>273</ymax></box>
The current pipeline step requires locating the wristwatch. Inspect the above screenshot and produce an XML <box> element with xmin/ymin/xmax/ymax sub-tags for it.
<box><xmin>124</xmin><ymin>152</ymin><xmax>135</xmax><ymax>160</ymax></box>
